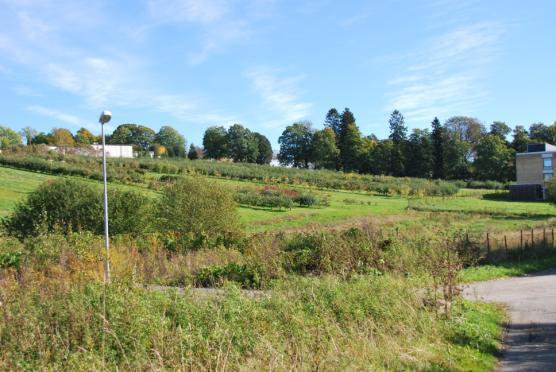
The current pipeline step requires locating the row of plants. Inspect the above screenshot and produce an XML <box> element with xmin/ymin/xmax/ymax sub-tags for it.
<box><xmin>0</xmin><ymin>152</ymin><xmax>462</xmax><ymax>196</ymax></box>
<box><xmin>0</xmin><ymin>153</ymin><xmax>145</xmax><ymax>184</ymax></box>
<box><xmin>137</xmin><ymin>158</ymin><xmax>461</xmax><ymax>196</ymax></box>
<box><xmin>235</xmin><ymin>185</ymin><xmax>330</xmax><ymax>209</ymax></box>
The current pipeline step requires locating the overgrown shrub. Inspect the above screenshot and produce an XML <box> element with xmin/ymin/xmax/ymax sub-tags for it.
<box><xmin>2</xmin><ymin>179</ymin><xmax>153</xmax><ymax>239</ymax></box>
<box><xmin>194</xmin><ymin>263</ymin><xmax>265</xmax><ymax>289</ymax></box>
<box><xmin>158</xmin><ymin>177</ymin><xmax>242</xmax><ymax>248</ymax></box>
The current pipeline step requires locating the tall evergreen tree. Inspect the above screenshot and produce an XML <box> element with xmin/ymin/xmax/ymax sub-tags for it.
<box><xmin>324</xmin><ymin>108</ymin><xmax>342</xmax><ymax>140</ymax></box>
<box><xmin>431</xmin><ymin>117</ymin><xmax>445</xmax><ymax>178</ymax></box>
<box><xmin>388</xmin><ymin>110</ymin><xmax>407</xmax><ymax>143</ymax></box>
<box><xmin>338</xmin><ymin>108</ymin><xmax>361</xmax><ymax>171</ymax></box>
<box><xmin>388</xmin><ymin>110</ymin><xmax>407</xmax><ymax>176</ymax></box>
<box><xmin>404</xmin><ymin>129</ymin><xmax>433</xmax><ymax>178</ymax></box>
<box><xmin>187</xmin><ymin>143</ymin><xmax>199</xmax><ymax>160</ymax></box>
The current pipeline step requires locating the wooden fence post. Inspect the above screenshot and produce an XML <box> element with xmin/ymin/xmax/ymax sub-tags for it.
<box><xmin>531</xmin><ymin>229</ymin><xmax>535</xmax><ymax>248</ymax></box>
<box><xmin>504</xmin><ymin>235</ymin><xmax>508</xmax><ymax>256</ymax></box>
<box><xmin>520</xmin><ymin>230</ymin><xmax>523</xmax><ymax>250</ymax></box>
<box><xmin>486</xmin><ymin>232</ymin><xmax>490</xmax><ymax>257</ymax></box>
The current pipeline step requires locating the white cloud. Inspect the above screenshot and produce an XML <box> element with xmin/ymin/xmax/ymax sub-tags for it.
<box><xmin>341</xmin><ymin>13</ymin><xmax>369</xmax><ymax>28</ymax></box>
<box><xmin>0</xmin><ymin>0</ymin><xmax>240</xmax><ymax>126</ymax></box>
<box><xmin>147</xmin><ymin>0</ymin><xmax>229</xmax><ymax>24</ymax></box>
<box><xmin>27</xmin><ymin>105</ymin><xmax>85</xmax><ymax>126</ymax></box>
<box><xmin>386</xmin><ymin>21</ymin><xmax>504</xmax><ymax>122</ymax></box>
<box><xmin>188</xmin><ymin>20</ymin><xmax>250</xmax><ymax>64</ymax></box>
<box><xmin>43</xmin><ymin>57</ymin><xmax>129</xmax><ymax>108</ymax></box>
<box><xmin>246</xmin><ymin>67</ymin><xmax>312</xmax><ymax>127</ymax></box>
<box><xmin>152</xmin><ymin>94</ymin><xmax>237</xmax><ymax>125</ymax></box>
<box><xmin>14</xmin><ymin>85</ymin><xmax>40</xmax><ymax>96</ymax></box>
<box><xmin>18</xmin><ymin>11</ymin><xmax>51</xmax><ymax>39</ymax></box>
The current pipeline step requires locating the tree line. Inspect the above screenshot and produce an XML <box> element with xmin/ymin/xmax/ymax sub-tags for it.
<box><xmin>268</xmin><ymin>108</ymin><xmax>554</xmax><ymax>182</ymax></box>
<box><xmin>2</xmin><ymin>109</ymin><xmax>555</xmax><ymax>181</ymax></box>
<box><xmin>0</xmin><ymin>122</ymin><xmax>274</xmax><ymax>164</ymax></box>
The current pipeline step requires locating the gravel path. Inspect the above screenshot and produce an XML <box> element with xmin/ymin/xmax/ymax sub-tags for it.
<box><xmin>463</xmin><ymin>268</ymin><xmax>556</xmax><ymax>371</ymax></box>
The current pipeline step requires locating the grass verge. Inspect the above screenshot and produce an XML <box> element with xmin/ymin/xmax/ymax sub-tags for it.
<box><xmin>459</xmin><ymin>255</ymin><xmax>556</xmax><ymax>283</ymax></box>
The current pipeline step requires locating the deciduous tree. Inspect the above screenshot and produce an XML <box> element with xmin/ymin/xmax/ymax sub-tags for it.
<box><xmin>156</xmin><ymin>126</ymin><xmax>186</xmax><ymax>157</ymax></box>
<box><xmin>511</xmin><ymin>125</ymin><xmax>530</xmax><ymax>153</ymax></box>
<box><xmin>75</xmin><ymin>127</ymin><xmax>95</xmax><ymax>145</ymax></box>
<box><xmin>48</xmin><ymin>128</ymin><xmax>75</xmax><ymax>146</ymax></box>
<box><xmin>20</xmin><ymin>126</ymin><xmax>37</xmax><ymax>146</ymax></box>
<box><xmin>110</xmin><ymin>124</ymin><xmax>156</xmax><ymax>151</ymax></box>
<box><xmin>203</xmin><ymin>126</ymin><xmax>229</xmax><ymax>159</ymax></box>
<box><xmin>278</xmin><ymin>121</ymin><xmax>314</xmax><ymax>168</ymax></box>
<box><xmin>227</xmin><ymin>124</ymin><xmax>259</xmax><ymax>163</ymax></box>
<box><xmin>0</xmin><ymin>125</ymin><xmax>22</xmax><ymax>148</ymax></box>
<box><xmin>312</xmin><ymin>128</ymin><xmax>339</xmax><ymax>169</ymax></box>
<box><xmin>253</xmin><ymin>132</ymin><xmax>273</xmax><ymax>165</ymax></box>
<box><xmin>475</xmin><ymin>134</ymin><xmax>515</xmax><ymax>181</ymax></box>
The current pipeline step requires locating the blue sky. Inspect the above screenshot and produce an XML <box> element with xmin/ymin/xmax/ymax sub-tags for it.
<box><xmin>1</xmin><ymin>0</ymin><xmax>555</xmax><ymax>147</ymax></box>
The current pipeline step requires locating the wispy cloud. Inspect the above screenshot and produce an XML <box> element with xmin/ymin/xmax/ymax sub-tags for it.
<box><xmin>146</xmin><ymin>0</ymin><xmax>271</xmax><ymax>65</ymax></box>
<box><xmin>341</xmin><ymin>13</ymin><xmax>369</xmax><ymax>28</ymax></box>
<box><xmin>27</xmin><ymin>105</ymin><xmax>86</xmax><ymax>127</ymax></box>
<box><xmin>14</xmin><ymin>85</ymin><xmax>40</xmax><ymax>96</ymax></box>
<box><xmin>386</xmin><ymin>21</ymin><xmax>505</xmax><ymax>122</ymax></box>
<box><xmin>188</xmin><ymin>20</ymin><xmax>251</xmax><ymax>64</ymax></box>
<box><xmin>151</xmin><ymin>94</ymin><xmax>236</xmax><ymax>125</ymax></box>
<box><xmin>147</xmin><ymin>0</ymin><xmax>229</xmax><ymax>24</ymax></box>
<box><xmin>246</xmin><ymin>67</ymin><xmax>312</xmax><ymax>127</ymax></box>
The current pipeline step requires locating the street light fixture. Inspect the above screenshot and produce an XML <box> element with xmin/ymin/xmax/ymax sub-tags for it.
<box><xmin>99</xmin><ymin>110</ymin><xmax>112</xmax><ymax>283</ymax></box>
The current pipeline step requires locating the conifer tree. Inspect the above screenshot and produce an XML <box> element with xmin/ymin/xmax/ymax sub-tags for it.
<box><xmin>431</xmin><ymin>117</ymin><xmax>445</xmax><ymax>179</ymax></box>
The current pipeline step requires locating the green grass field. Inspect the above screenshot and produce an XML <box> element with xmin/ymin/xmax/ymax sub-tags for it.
<box><xmin>2</xmin><ymin>165</ymin><xmax>556</xmax><ymax>234</ymax></box>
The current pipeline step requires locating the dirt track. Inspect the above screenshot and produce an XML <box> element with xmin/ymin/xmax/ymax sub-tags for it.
<box><xmin>463</xmin><ymin>268</ymin><xmax>556</xmax><ymax>371</ymax></box>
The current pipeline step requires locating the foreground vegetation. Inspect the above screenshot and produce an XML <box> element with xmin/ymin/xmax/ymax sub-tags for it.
<box><xmin>0</xmin><ymin>271</ymin><xmax>505</xmax><ymax>370</ymax></box>
<box><xmin>2</xmin><ymin>153</ymin><xmax>556</xmax><ymax>369</ymax></box>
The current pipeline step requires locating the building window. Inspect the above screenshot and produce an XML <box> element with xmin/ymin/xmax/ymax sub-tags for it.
<box><xmin>544</xmin><ymin>157</ymin><xmax>553</xmax><ymax>170</ymax></box>
<box><xmin>544</xmin><ymin>172</ymin><xmax>553</xmax><ymax>181</ymax></box>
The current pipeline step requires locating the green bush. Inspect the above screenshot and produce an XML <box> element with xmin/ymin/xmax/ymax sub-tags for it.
<box><xmin>194</xmin><ymin>263</ymin><xmax>265</xmax><ymax>289</ymax></box>
<box><xmin>0</xmin><ymin>238</ymin><xmax>24</xmax><ymax>269</ymax></box>
<box><xmin>2</xmin><ymin>179</ymin><xmax>153</xmax><ymax>239</ymax></box>
<box><xmin>158</xmin><ymin>177</ymin><xmax>242</xmax><ymax>247</ymax></box>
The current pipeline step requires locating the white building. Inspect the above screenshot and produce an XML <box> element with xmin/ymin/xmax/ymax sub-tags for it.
<box><xmin>47</xmin><ymin>144</ymin><xmax>135</xmax><ymax>158</ymax></box>
<box><xmin>90</xmin><ymin>144</ymin><xmax>134</xmax><ymax>158</ymax></box>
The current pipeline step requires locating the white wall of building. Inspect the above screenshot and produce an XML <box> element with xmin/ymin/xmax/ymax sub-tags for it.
<box><xmin>90</xmin><ymin>144</ymin><xmax>134</xmax><ymax>158</ymax></box>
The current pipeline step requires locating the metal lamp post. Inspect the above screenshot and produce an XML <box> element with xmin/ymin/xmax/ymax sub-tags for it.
<box><xmin>99</xmin><ymin>111</ymin><xmax>112</xmax><ymax>283</ymax></box>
